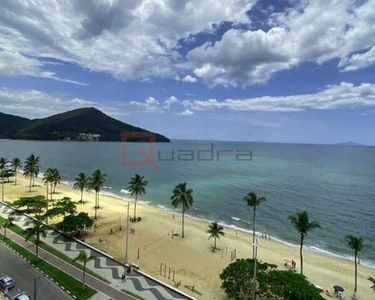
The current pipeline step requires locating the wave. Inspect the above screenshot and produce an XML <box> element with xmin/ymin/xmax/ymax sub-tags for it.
<box><xmin>120</xmin><ymin>189</ymin><xmax>131</xmax><ymax>194</ymax></box>
<box><xmin>231</xmin><ymin>216</ymin><xmax>251</xmax><ymax>225</ymax></box>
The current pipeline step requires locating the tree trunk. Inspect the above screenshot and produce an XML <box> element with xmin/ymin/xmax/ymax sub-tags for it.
<box><xmin>252</xmin><ymin>208</ymin><xmax>256</xmax><ymax>259</ymax></box>
<box><xmin>29</xmin><ymin>176</ymin><xmax>32</xmax><ymax>192</ymax></box>
<box><xmin>46</xmin><ymin>185</ymin><xmax>49</xmax><ymax>201</ymax></box>
<box><xmin>134</xmin><ymin>194</ymin><xmax>138</xmax><ymax>220</ymax></box>
<box><xmin>182</xmin><ymin>203</ymin><xmax>185</xmax><ymax>238</ymax></box>
<box><xmin>80</xmin><ymin>189</ymin><xmax>83</xmax><ymax>203</ymax></box>
<box><xmin>214</xmin><ymin>236</ymin><xmax>217</xmax><ymax>249</ymax></box>
<box><xmin>82</xmin><ymin>263</ymin><xmax>86</xmax><ymax>289</ymax></box>
<box><xmin>15</xmin><ymin>172</ymin><xmax>17</xmax><ymax>185</ymax></box>
<box><xmin>94</xmin><ymin>192</ymin><xmax>98</xmax><ymax>219</ymax></box>
<box><xmin>354</xmin><ymin>252</ymin><xmax>358</xmax><ymax>292</ymax></box>
<box><xmin>1</xmin><ymin>180</ymin><xmax>4</xmax><ymax>202</ymax></box>
<box><xmin>300</xmin><ymin>234</ymin><xmax>304</xmax><ymax>275</ymax></box>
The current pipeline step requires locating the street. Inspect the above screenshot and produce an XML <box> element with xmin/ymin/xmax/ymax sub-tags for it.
<box><xmin>0</xmin><ymin>242</ymin><xmax>72</xmax><ymax>300</ymax></box>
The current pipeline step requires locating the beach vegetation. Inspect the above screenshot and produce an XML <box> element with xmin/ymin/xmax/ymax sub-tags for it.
<box><xmin>206</xmin><ymin>221</ymin><xmax>224</xmax><ymax>251</ymax></box>
<box><xmin>243</xmin><ymin>192</ymin><xmax>266</xmax><ymax>259</ymax></box>
<box><xmin>73</xmin><ymin>172</ymin><xmax>88</xmax><ymax>203</ymax></box>
<box><xmin>171</xmin><ymin>182</ymin><xmax>194</xmax><ymax>238</ymax></box>
<box><xmin>24</xmin><ymin>215</ymin><xmax>48</xmax><ymax>257</ymax></box>
<box><xmin>10</xmin><ymin>158</ymin><xmax>21</xmax><ymax>185</ymax></box>
<box><xmin>346</xmin><ymin>235</ymin><xmax>364</xmax><ymax>293</ymax></box>
<box><xmin>369</xmin><ymin>276</ymin><xmax>375</xmax><ymax>293</ymax></box>
<box><xmin>45</xmin><ymin>197</ymin><xmax>77</xmax><ymax>220</ymax></box>
<box><xmin>56</xmin><ymin>212</ymin><xmax>94</xmax><ymax>237</ymax></box>
<box><xmin>220</xmin><ymin>258</ymin><xmax>324</xmax><ymax>300</ymax></box>
<box><xmin>23</xmin><ymin>154</ymin><xmax>40</xmax><ymax>191</ymax></box>
<box><xmin>74</xmin><ymin>250</ymin><xmax>95</xmax><ymax>289</ymax></box>
<box><xmin>127</xmin><ymin>174</ymin><xmax>148</xmax><ymax>221</ymax></box>
<box><xmin>87</xmin><ymin>169</ymin><xmax>107</xmax><ymax>219</ymax></box>
<box><xmin>13</xmin><ymin>195</ymin><xmax>47</xmax><ymax>214</ymax></box>
<box><xmin>288</xmin><ymin>211</ymin><xmax>320</xmax><ymax>275</ymax></box>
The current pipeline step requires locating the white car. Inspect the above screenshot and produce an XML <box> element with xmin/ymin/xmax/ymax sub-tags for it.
<box><xmin>0</xmin><ymin>276</ymin><xmax>15</xmax><ymax>291</ymax></box>
<box><xmin>12</xmin><ymin>293</ymin><xmax>30</xmax><ymax>300</ymax></box>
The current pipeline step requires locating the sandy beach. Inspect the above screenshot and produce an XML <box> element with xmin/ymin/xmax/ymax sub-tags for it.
<box><xmin>3</xmin><ymin>175</ymin><xmax>374</xmax><ymax>300</ymax></box>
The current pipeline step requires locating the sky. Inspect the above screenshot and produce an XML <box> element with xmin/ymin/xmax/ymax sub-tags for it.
<box><xmin>0</xmin><ymin>0</ymin><xmax>375</xmax><ymax>145</ymax></box>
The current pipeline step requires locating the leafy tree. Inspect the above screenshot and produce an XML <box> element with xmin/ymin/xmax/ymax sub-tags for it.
<box><xmin>220</xmin><ymin>259</ymin><xmax>323</xmax><ymax>300</ymax></box>
<box><xmin>346</xmin><ymin>235</ymin><xmax>364</xmax><ymax>293</ymax></box>
<box><xmin>369</xmin><ymin>277</ymin><xmax>375</xmax><ymax>293</ymax></box>
<box><xmin>57</xmin><ymin>212</ymin><xmax>94</xmax><ymax>237</ymax></box>
<box><xmin>243</xmin><ymin>192</ymin><xmax>266</xmax><ymax>259</ymax></box>
<box><xmin>73</xmin><ymin>173</ymin><xmax>88</xmax><ymax>203</ymax></box>
<box><xmin>23</xmin><ymin>154</ymin><xmax>40</xmax><ymax>191</ymax></box>
<box><xmin>24</xmin><ymin>216</ymin><xmax>48</xmax><ymax>257</ymax></box>
<box><xmin>288</xmin><ymin>211</ymin><xmax>320</xmax><ymax>275</ymax></box>
<box><xmin>44</xmin><ymin>197</ymin><xmax>77</xmax><ymax>220</ymax></box>
<box><xmin>11</xmin><ymin>158</ymin><xmax>21</xmax><ymax>185</ymax></box>
<box><xmin>13</xmin><ymin>195</ymin><xmax>47</xmax><ymax>213</ymax></box>
<box><xmin>206</xmin><ymin>221</ymin><xmax>224</xmax><ymax>250</ymax></box>
<box><xmin>171</xmin><ymin>182</ymin><xmax>193</xmax><ymax>238</ymax></box>
<box><xmin>127</xmin><ymin>174</ymin><xmax>148</xmax><ymax>220</ymax></box>
<box><xmin>74</xmin><ymin>251</ymin><xmax>95</xmax><ymax>289</ymax></box>
<box><xmin>87</xmin><ymin>169</ymin><xmax>107</xmax><ymax>219</ymax></box>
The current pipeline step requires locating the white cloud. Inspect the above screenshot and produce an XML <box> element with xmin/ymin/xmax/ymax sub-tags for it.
<box><xmin>0</xmin><ymin>50</ymin><xmax>88</xmax><ymax>86</ymax></box>
<box><xmin>188</xmin><ymin>82</ymin><xmax>375</xmax><ymax>112</ymax></box>
<box><xmin>177</xmin><ymin>109</ymin><xmax>194</xmax><ymax>116</ymax></box>
<box><xmin>130</xmin><ymin>96</ymin><xmax>160</xmax><ymax>111</ymax></box>
<box><xmin>0</xmin><ymin>88</ymin><xmax>96</xmax><ymax>117</ymax></box>
<box><xmin>188</xmin><ymin>0</ymin><xmax>375</xmax><ymax>87</ymax></box>
<box><xmin>164</xmin><ymin>96</ymin><xmax>178</xmax><ymax>108</ymax></box>
<box><xmin>181</xmin><ymin>75</ymin><xmax>198</xmax><ymax>83</ymax></box>
<box><xmin>0</xmin><ymin>0</ymin><xmax>256</xmax><ymax>82</ymax></box>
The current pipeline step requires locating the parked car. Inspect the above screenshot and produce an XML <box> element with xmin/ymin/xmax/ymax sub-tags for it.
<box><xmin>0</xmin><ymin>276</ymin><xmax>15</xmax><ymax>291</ymax></box>
<box><xmin>12</xmin><ymin>293</ymin><xmax>30</xmax><ymax>300</ymax></box>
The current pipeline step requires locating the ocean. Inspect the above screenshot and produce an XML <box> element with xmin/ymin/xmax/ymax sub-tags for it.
<box><xmin>0</xmin><ymin>139</ymin><xmax>374</xmax><ymax>267</ymax></box>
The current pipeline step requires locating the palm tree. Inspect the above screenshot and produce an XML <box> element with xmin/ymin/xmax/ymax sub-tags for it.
<box><xmin>171</xmin><ymin>182</ymin><xmax>194</xmax><ymax>238</ymax></box>
<box><xmin>127</xmin><ymin>174</ymin><xmax>148</xmax><ymax>220</ymax></box>
<box><xmin>51</xmin><ymin>168</ymin><xmax>62</xmax><ymax>193</ymax></box>
<box><xmin>88</xmin><ymin>170</ymin><xmax>107</xmax><ymax>219</ymax></box>
<box><xmin>346</xmin><ymin>235</ymin><xmax>364</xmax><ymax>293</ymax></box>
<box><xmin>206</xmin><ymin>221</ymin><xmax>224</xmax><ymax>250</ymax></box>
<box><xmin>369</xmin><ymin>277</ymin><xmax>375</xmax><ymax>293</ymax></box>
<box><xmin>243</xmin><ymin>192</ymin><xmax>266</xmax><ymax>259</ymax></box>
<box><xmin>43</xmin><ymin>168</ymin><xmax>54</xmax><ymax>200</ymax></box>
<box><xmin>10</xmin><ymin>158</ymin><xmax>21</xmax><ymax>185</ymax></box>
<box><xmin>73</xmin><ymin>173</ymin><xmax>88</xmax><ymax>203</ymax></box>
<box><xmin>288</xmin><ymin>211</ymin><xmax>321</xmax><ymax>275</ymax></box>
<box><xmin>1</xmin><ymin>219</ymin><xmax>11</xmax><ymax>240</ymax></box>
<box><xmin>74</xmin><ymin>251</ymin><xmax>95</xmax><ymax>289</ymax></box>
<box><xmin>24</xmin><ymin>216</ymin><xmax>48</xmax><ymax>258</ymax></box>
<box><xmin>23</xmin><ymin>154</ymin><xmax>40</xmax><ymax>192</ymax></box>
<box><xmin>0</xmin><ymin>157</ymin><xmax>8</xmax><ymax>202</ymax></box>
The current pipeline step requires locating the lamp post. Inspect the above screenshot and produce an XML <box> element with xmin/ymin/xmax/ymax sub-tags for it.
<box><xmin>252</xmin><ymin>237</ymin><xmax>260</xmax><ymax>300</ymax></box>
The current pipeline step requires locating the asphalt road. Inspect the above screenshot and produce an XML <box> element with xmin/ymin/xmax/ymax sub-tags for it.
<box><xmin>0</xmin><ymin>243</ymin><xmax>72</xmax><ymax>300</ymax></box>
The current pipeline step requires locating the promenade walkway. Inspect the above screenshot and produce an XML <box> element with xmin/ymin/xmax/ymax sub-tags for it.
<box><xmin>0</xmin><ymin>202</ymin><xmax>194</xmax><ymax>300</ymax></box>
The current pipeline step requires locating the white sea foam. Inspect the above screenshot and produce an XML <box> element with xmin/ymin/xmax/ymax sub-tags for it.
<box><xmin>120</xmin><ymin>189</ymin><xmax>131</xmax><ymax>194</ymax></box>
<box><xmin>231</xmin><ymin>216</ymin><xmax>240</xmax><ymax>221</ymax></box>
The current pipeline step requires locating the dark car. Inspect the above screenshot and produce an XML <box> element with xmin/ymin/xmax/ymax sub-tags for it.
<box><xmin>0</xmin><ymin>276</ymin><xmax>15</xmax><ymax>291</ymax></box>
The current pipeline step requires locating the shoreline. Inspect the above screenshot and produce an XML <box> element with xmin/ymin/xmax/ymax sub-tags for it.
<box><xmin>58</xmin><ymin>176</ymin><xmax>375</xmax><ymax>270</ymax></box>
<box><xmin>8</xmin><ymin>172</ymin><xmax>374</xmax><ymax>299</ymax></box>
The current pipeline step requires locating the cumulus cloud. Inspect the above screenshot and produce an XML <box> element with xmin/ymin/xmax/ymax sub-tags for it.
<box><xmin>181</xmin><ymin>75</ymin><xmax>198</xmax><ymax>83</ymax></box>
<box><xmin>188</xmin><ymin>0</ymin><xmax>375</xmax><ymax>87</ymax></box>
<box><xmin>0</xmin><ymin>0</ymin><xmax>256</xmax><ymax>82</ymax></box>
<box><xmin>130</xmin><ymin>96</ymin><xmax>160</xmax><ymax>111</ymax></box>
<box><xmin>164</xmin><ymin>96</ymin><xmax>178</xmax><ymax>108</ymax></box>
<box><xmin>187</xmin><ymin>82</ymin><xmax>375</xmax><ymax>112</ymax></box>
<box><xmin>177</xmin><ymin>109</ymin><xmax>194</xmax><ymax>116</ymax></box>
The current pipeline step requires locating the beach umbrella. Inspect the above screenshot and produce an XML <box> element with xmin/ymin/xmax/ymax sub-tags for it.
<box><xmin>333</xmin><ymin>285</ymin><xmax>345</xmax><ymax>292</ymax></box>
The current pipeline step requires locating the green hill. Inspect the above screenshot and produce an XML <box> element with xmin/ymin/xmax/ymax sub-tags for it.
<box><xmin>0</xmin><ymin>112</ymin><xmax>31</xmax><ymax>139</ymax></box>
<box><xmin>0</xmin><ymin>107</ymin><xmax>170</xmax><ymax>142</ymax></box>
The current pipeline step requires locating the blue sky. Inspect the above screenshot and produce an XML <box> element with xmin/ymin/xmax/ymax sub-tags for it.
<box><xmin>0</xmin><ymin>0</ymin><xmax>375</xmax><ymax>145</ymax></box>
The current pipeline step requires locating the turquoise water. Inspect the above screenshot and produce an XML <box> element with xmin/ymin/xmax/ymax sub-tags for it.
<box><xmin>0</xmin><ymin>139</ymin><xmax>374</xmax><ymax>267</ymax></box>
